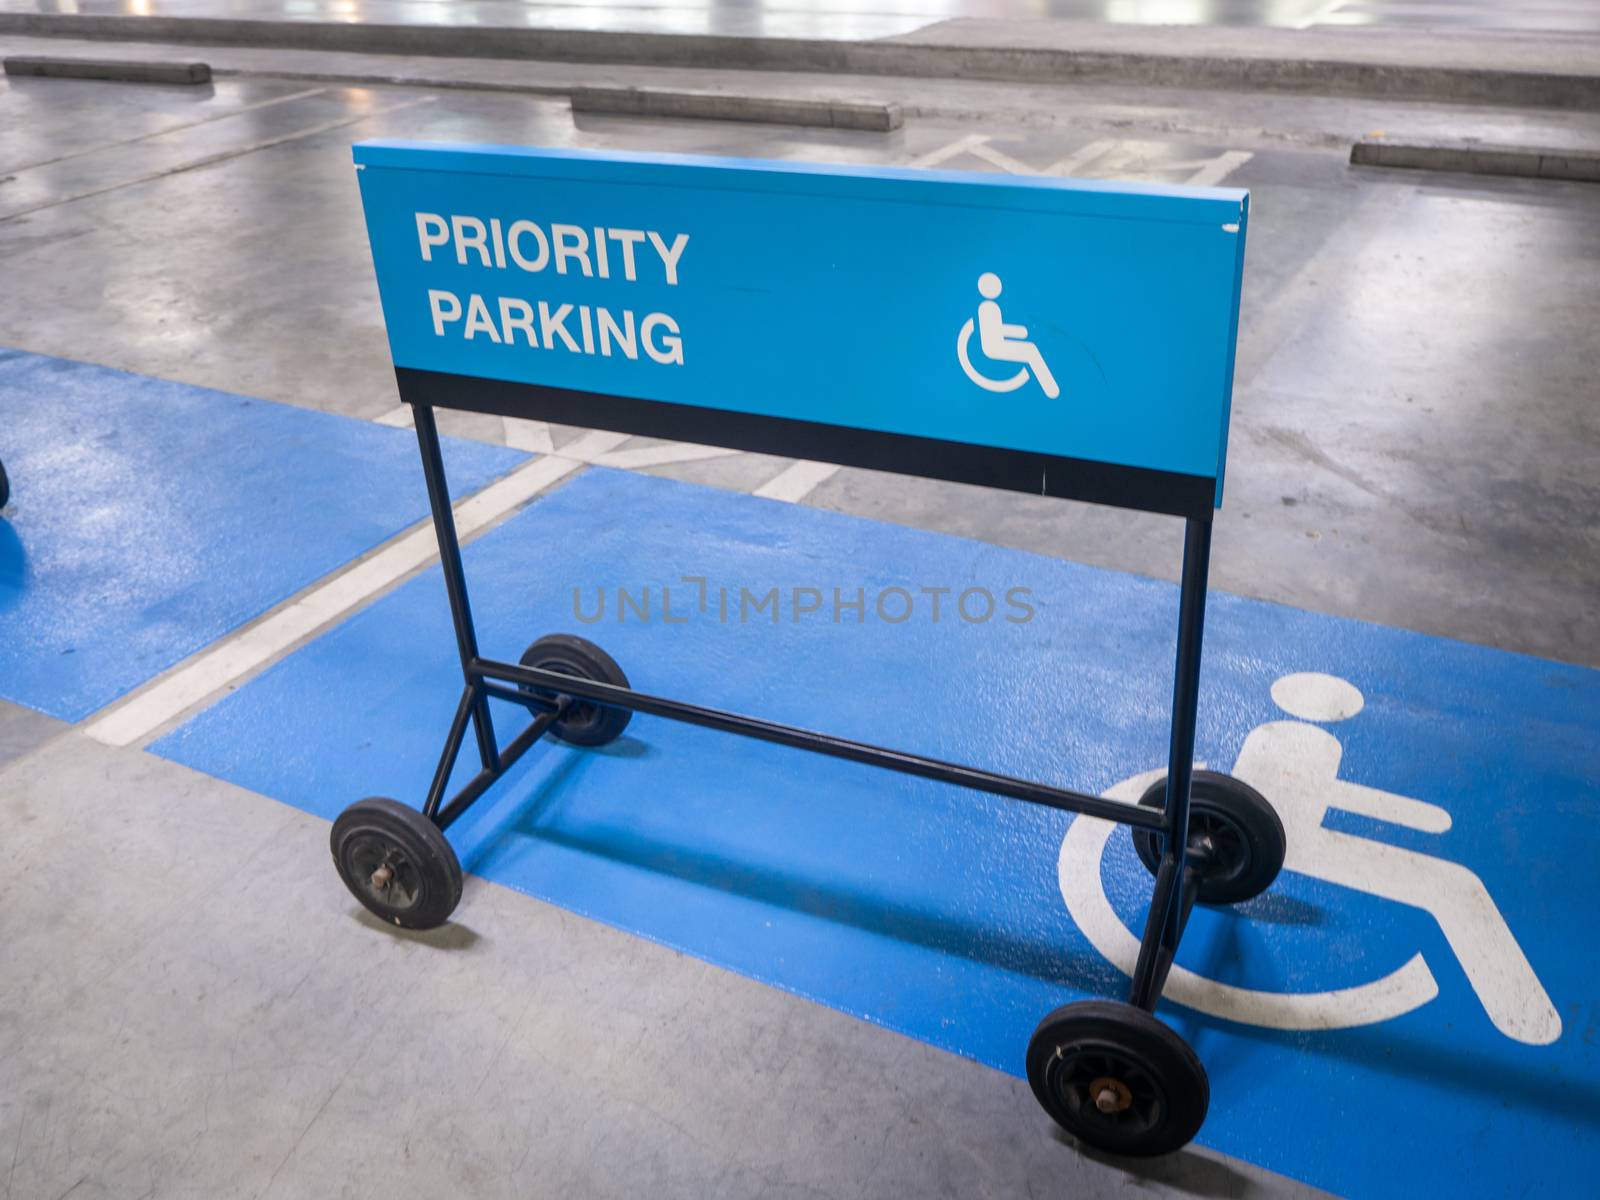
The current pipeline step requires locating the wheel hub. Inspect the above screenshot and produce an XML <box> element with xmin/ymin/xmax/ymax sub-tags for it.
<box><xmin>529</xmin><ymin>661</ymin><xmax>599</xmax><ymax>731</ymax></box>
<box><xmin>344</xmin><ymin>834</ymin><xmax>420</xmax><ymax>912</ymax></box>
<box><xmin>1051</xmin><ymin>1041</ymin><xmax>1164</xmax><ymax>1137</ymax></box>
<box><xmin>1189</xmin><ymin>811</ymin><xmax>1248</xmax><ymax>887</ymax></box>
<box><xmin>1129</xmin><ymin>770</ymin><xmax>1287</xmax><ymax>909</ymax></box>
<box><xmin>1090</xmin><ymin>1076</ymin><xmax>1133</xmax><ymax>1114</ymax></box>
<box><xmin>517</xmin><ymin>635</ymin><xmax>633</xmax><ymax>749</ymax></box>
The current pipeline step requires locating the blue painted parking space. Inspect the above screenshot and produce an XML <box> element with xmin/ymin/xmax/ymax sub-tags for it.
<box><xmin>152</xmin><ymin>466</ymin><xmax>1599</xmax><ymax>1199</ymax></box>
<box><xmin>0</xmin><ymin>350</ymin><xmax>528</xmax><ymax>721</ymax></box>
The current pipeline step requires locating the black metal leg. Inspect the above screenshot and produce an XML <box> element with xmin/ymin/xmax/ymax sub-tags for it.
<box><xmin>1129</xmin><ymin>515</ymin><xmax>1213</xmax><ymax>1009</ymax></box>
<box><xmin>413</xmin><ymin>403</ymin><xmax>499</xmax><ymax>770</ymax></box>
<box><xmin>435</xmin><ymin>702</ymin><xmax>567</xmax><ymax>832</ymax></box>
<box><xmin>1129</xmin><ymin>862</ymin><xmax>1203</xmax><ymax>1009</ymax></box>
<box><xmin>409</xmin><ymin>407</ymin><xmax>576</xmax><ymax>834</ymax></box>
<box><xmin>422</xmin><ymin>683</ymin><xmax>478</xmax><ymax>819</ymax></box>
<box><xmin>1129</xmin><ymin>854</ymin><xmax>1180</xmax><ymax>1008</ymax></box>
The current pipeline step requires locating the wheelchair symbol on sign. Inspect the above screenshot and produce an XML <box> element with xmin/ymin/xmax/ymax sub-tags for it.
<box><xmin>1058</xmin><ymin>672</ymin><xmax>1562</xmax><ymax>1046</ymax></box>
<box><xmin>956</xmin><ymin>273</ymin><xmax>1060</xmax><ymax>399</ymax></box>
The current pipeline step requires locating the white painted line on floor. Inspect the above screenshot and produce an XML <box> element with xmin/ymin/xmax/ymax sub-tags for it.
<box><xmin>1095</xmin><ymin>145</ymin><xmax>1254</xmax><ymax>188</ymax></box>
<box><xmin>503</xmin><ymin>416</ymin><xmax>554</xmax><ymax>454</ymax></box>
<box><xmin>373</xmin><ymin>411</ymin><xmax>696</xmax><ymax>463</ymax></box>
<box><xmin>82</xmin><ymin>453</ymin><xmax>582</xmax><ymax>749</ymax></box>
<box><xmin>908</xmin><ymin>133</ymin><xmax>991</xmax><ymax>169</ymax></box>
<box><xmin>374</xmin><ymin>409</ymin><xmax>779</xmax><ymax>475</ymax></box>
<box><xmin>1046</xmin><ymin>139</ymin><xmax>1117</xmax><ymax>177</ymax></box>
<box><xmin>1297</xmin><ymin>0</ymin><xmax>1350</xmax><ymax>29</ymax></box>
<box><xmin>907</xmin><ymin>135</ymin><xmax>1244</xmax><ymax>187</ymax></box>
<box><xmin>909</xmin><ymin>135</ymin><xmax>1116</xmax><ymax>178</ymax></box>
<box><xmin>558</xmin><ymin>429</ymin><xmax>631</xmax><ymax>460</ymax></box>
<box><xmin>754</xmin><ymin>459</ymin><xmax>841</xmax><ymax>503</ymax></box>
<box><xmin>0</xmin><ymin>95</ymin><xmax>434</xmax><ymax>224</ymax></box>
<box><xmin>0</xmin><ymin>85</ymin><xmax>329</xmax><ymax>175</ymax></box>
<box><xmin>594</xmin><ymin>442</ymin><xmax>740</xmax><ymax>470</ymax></box>
<box><xmin>1179</xmin><ymin>150</ymin><xmax>1256</xmax><ymax>187</ymax></box>
<box><xmin>950</xmin><ymin>137</ymin><xmax>1043</xmax><ymax>177</ymax></box>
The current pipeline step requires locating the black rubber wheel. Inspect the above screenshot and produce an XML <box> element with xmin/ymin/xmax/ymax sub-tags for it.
<box><xmin>1131</xmin><ymin>770</ymin><xmax>1286</xmax><ymax>906</ymax></box>
<box><xmin>331</xmin><ymin>797</ymin><xmax>463</xmax><ymax>929</ymax></box>
<box><xmin>519</xmin><ymin>633</ymin><xmax>633</xmax><ymax>747</ymax></box>
<box><xmin>1027</xmin><ymin>1000</ymin><xmax>1209</xmax><ymax>1157</ymax></box>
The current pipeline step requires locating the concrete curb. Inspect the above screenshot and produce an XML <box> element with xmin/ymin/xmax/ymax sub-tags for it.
<box><xmin>1</xmin><ymin>12</ymin><xmax>1596</xmax><ymax>110</ymax></box>
<box><xmin>2</xmin><ymin>53</ymin><xmax>210</xmax><ymax>84</ymax></box>
<box><xmin>1351</xmin><ymin>136</ymin><xmax>1600</xmax><ymax>182</ymax></box>
<box><xmin>570</xmin><ymin>86</ymin><xmax>901</xmax><ymax>130</ymax></box>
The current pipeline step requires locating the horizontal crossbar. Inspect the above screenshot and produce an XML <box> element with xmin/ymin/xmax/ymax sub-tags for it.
<box><xmin>469</xmin><ymin>656</ymin><xmax>1166</xmax><ymax>831</ymax></box>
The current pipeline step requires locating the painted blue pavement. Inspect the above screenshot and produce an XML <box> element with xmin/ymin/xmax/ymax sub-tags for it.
<box><xmin>0</xmin><ymin>350</ymin><xmax>527</xmax><ymax>721</ymax></box>
<box><xmin>154</xmin><ymin>467</ymin><xmax>1598</xmax><ymax>1199</ymax></box>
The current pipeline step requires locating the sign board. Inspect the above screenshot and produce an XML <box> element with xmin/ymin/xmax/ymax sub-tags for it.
<box><xmin>354</xmin><ymin>143</ymin><xmax>1249</xmax><ymax>517</ymax></box>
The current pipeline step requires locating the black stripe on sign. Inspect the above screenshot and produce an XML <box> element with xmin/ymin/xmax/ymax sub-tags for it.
<box><xmin>394</xmin><ymin>367</ymin><xmax>1217</xmax><ymax>519</ymax></box>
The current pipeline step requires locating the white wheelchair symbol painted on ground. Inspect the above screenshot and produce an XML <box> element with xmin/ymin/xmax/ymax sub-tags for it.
<box><xmin>956</xmin><ymin>273</ymin><xmax>1060</xmax><ymax>399</ymax></box>
<box><xmin>1059</xmin><ymin>672</ymin><xmax>1562</xmax><ymax>1045</ymax></box>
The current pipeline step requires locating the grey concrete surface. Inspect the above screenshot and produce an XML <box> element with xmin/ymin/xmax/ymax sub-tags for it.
<box><xmin>0</xmin><ymin>733</ymin><xmax>1330</xmax><ymax>1199</ymax></box>
<box><xmin>9</xmin><ymin>30</ymin><xmax>1600</xmax><ymax>154</ymax></box>
<box><xmin>2</xmin><ymin>0</ymin><xmax>1598</xmax><ymax>38</ymax></box>
<box><xmin>0</xmin><ymin>697</ymin><xmax>63</xmax><ymax>769</ymax></box>
<box><xmin>0</xmin><ymin>0</ymin><xmax>937</xmax><ymax>43</ymax></box>
<box><xmin>887</xmin><ymin>19</ymin><xmax>1600</xmax><ymax>107</ymax></box>
<box><xmin>3</xmin><ymin>8</ymin><xmax>1598</xmax><ymax>108</ymax></box>
<box><xmin>1351</xmin><ymin>134</ymin><xmax>1600</xmax><ymax>181</ymax></box>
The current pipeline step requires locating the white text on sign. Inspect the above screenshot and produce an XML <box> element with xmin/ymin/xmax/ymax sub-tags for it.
<box><xmin>415</xmin><ymin>211</ymin><xmax>690</xmax><ymax>366</ymax></box>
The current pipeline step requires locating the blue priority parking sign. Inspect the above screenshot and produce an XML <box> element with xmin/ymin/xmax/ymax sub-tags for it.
<box><xmin>353</xmin><ymin>142</ymin><xmax>1249</xmax><ymax>517</ymax></box>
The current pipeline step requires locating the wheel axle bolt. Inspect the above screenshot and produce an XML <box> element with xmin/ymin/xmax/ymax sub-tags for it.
<box><xmin>1089</xmin><ymin>1076</ymin><xmax>1132</xmax><ymax>1114</ymax></box>
<box><xmin>370</xmin><ymin>864</ymin><xmax>394</xmax><ymax>889</ymax></box>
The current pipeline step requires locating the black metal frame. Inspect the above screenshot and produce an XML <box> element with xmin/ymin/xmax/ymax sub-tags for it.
<box><xmin>407</xmin><ymin>400</ymin><xmax>1212</xmax><ymax>1014</ymax></box>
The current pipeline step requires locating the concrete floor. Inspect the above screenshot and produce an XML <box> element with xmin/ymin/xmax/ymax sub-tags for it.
<box><xmin>4</xmin><ymin>0</ymin><xmax>1599</xmax><ymax>39</ymax></box>
<box><xmin>0</xmin><ymin>52</ymin><xmax>1594</xmax><ymax>1200</ymax></box>
<box><xmin>0</xmin><ymin>698</ymin><xmax>61</xmax><ymax>769</ymax></box>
